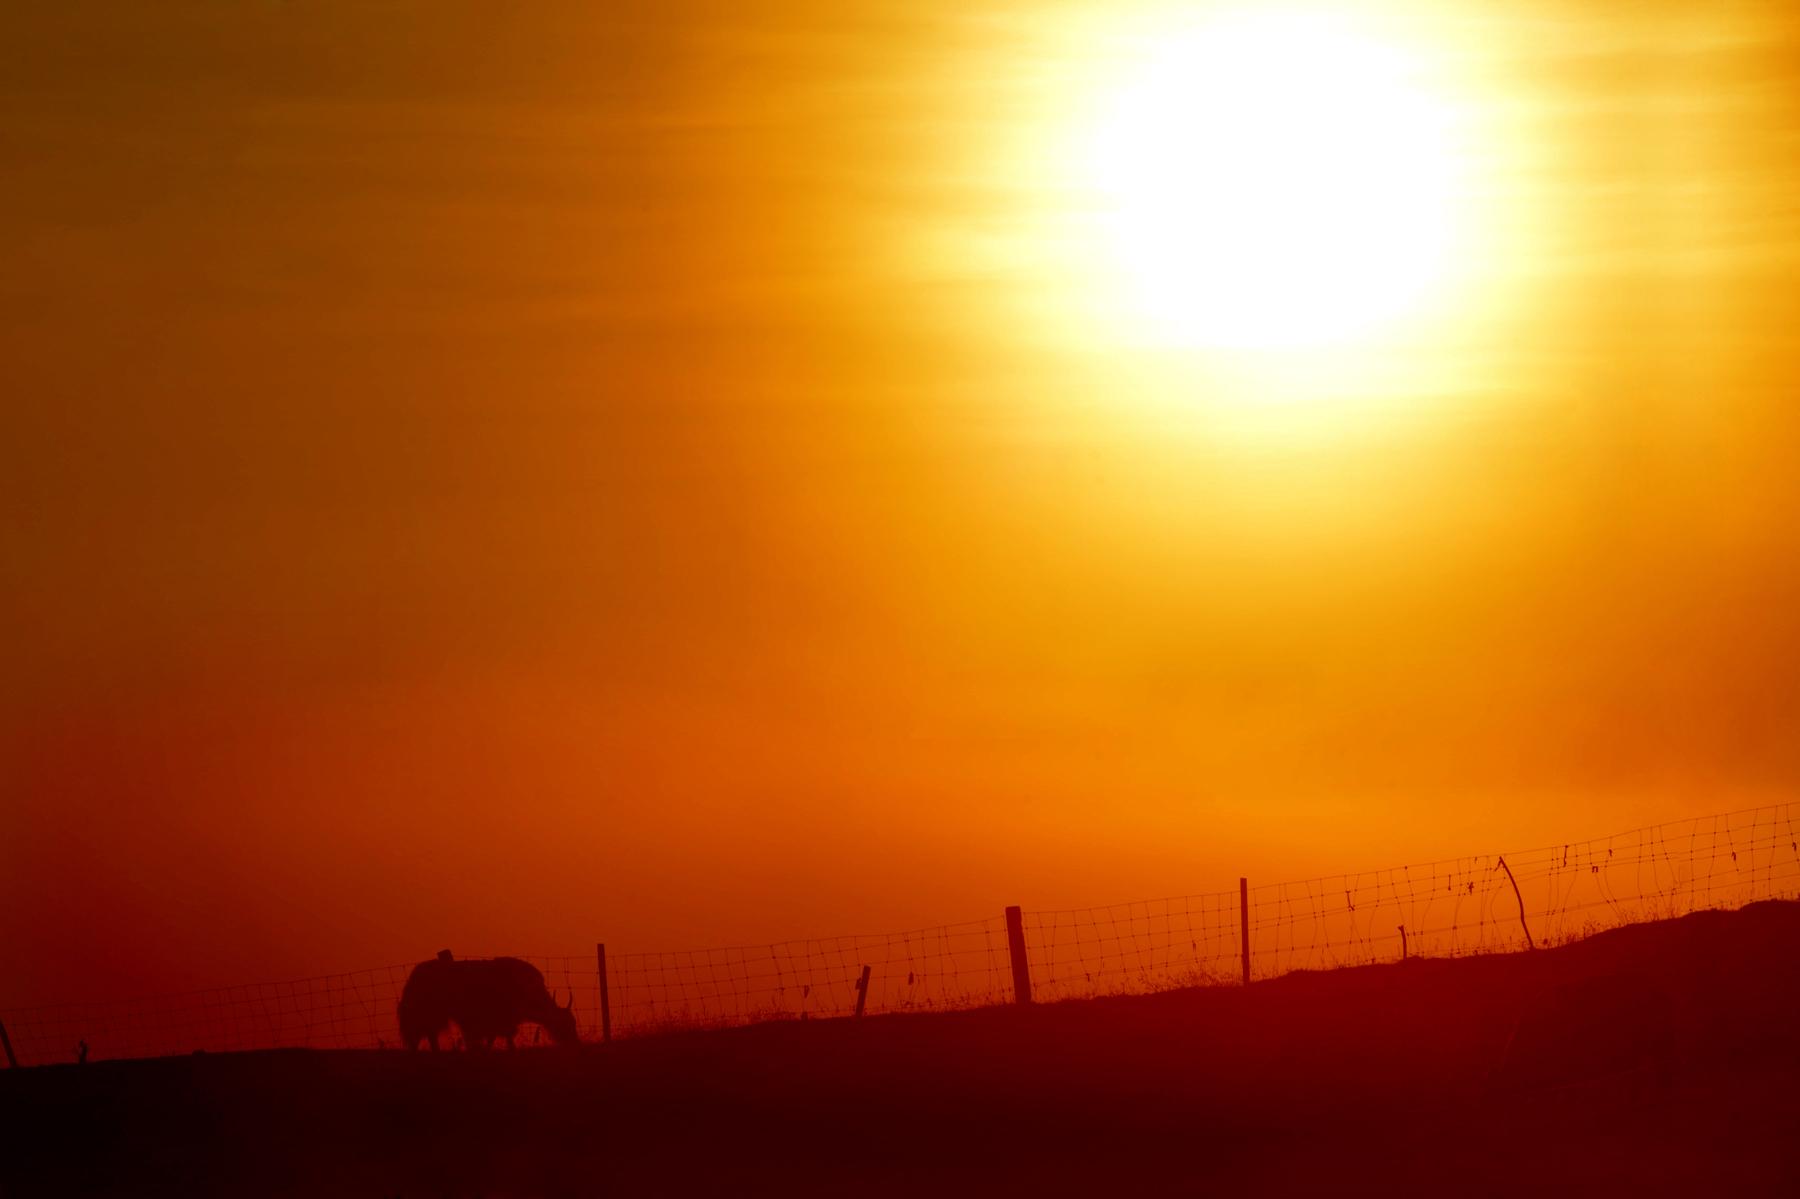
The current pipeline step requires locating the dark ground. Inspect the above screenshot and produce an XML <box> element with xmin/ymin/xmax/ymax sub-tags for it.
<box><xmin>6</xmin><ymin>901</ymin><xmax>1800</xmax><ymax>1197</ymax></box>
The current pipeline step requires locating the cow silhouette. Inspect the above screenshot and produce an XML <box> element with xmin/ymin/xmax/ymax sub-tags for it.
<box><xmin>398</xmin><ymin>951</ymin><xmax>580</xmax><ymax>1051</ymax></box>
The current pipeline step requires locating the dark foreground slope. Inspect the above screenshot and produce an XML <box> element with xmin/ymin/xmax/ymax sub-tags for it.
<box><xmin>6</xmin><ymin>901</ymin><xmax>1800</xmax><ymax>1197</ymax></box>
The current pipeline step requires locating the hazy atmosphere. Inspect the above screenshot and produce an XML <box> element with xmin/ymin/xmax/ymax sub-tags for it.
<box><xmin>7</xmin><ymin>0</ymin><xmax>1800</xmax><ymax>1006</ymax></box>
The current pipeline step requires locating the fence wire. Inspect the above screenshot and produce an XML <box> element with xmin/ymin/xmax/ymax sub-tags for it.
<box><xmin>4</xmin><ymin>802</ymin><xmax>1796</xmax><ymax>1066</ymax></box>
<box><xmin>1245</xmin><ymin>802</ymin><xmax>1800</xmax><ymax>978</ymax></box>
<box><xmin>608</xmin><ymin>919</ymin><xmax>1011</xmax><ymax>1034</ymax></box>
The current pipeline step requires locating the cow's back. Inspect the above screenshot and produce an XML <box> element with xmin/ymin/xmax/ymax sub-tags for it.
<box><xmin>447</xmin><ymin>957</ymin><xmax>548</xmax><ymax>1043</ymax></box>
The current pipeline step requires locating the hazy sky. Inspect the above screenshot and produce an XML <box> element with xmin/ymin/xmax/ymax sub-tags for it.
<box><xmin>5</xmin><ymin>0</ymin><xmax>1800</xmax><ymax>1001</ymax></box>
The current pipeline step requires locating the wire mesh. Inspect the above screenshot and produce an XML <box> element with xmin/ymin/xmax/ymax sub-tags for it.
<box><xmin>1245</xmin><ymin>802</ymin><xmax>1800</xmax><ymax>977</ymax></box>
<box><xmin>3</xmin><ymin>801</ymin><xmax>1795</xmax><ymax>1066</ymax></box>
<box><xmin>1025</xmin><ymin>892</ymin><xmax>1241</xmax><ymax>1001</ymax></box>
<box><xmin>608</xmin><ymin>919</ymin><xmax>1011</xmax><ymax>1034</ymax></box>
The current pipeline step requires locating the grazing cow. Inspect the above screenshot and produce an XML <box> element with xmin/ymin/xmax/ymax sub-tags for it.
<box><xmin>398</xmin><ymin>951</ymin><xmax>580</xmax><ymax>1051</ymax></box>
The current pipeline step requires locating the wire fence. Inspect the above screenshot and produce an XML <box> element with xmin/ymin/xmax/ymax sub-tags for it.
<box><xmin>4</xmin><ymin>802</ymin><xmax>1797</xmax><ymax>1067</ymax></box>
<box><xmin>608</xmin><ymin>919</ymin><xmax>1011</xmax><ymax>1034</ymax></box>
<box><xmin>0</xmin><ymin>957</ymin><xmax>604</xmax><ymax>1069</ymax></box>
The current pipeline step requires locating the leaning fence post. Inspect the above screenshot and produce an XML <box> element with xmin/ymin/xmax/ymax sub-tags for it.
<box><xmin>1004</xmin><ymin>905</ymin><xmax>1033</xmax><ymax>1005</ymax></box>
<box><xmin>853</xmin><ymin>965</ymin><xmax>871</xmax><ymax>1018</ymax></box>
<box><xmin>1496</xmin><ymin>857</ymin><xmax>1535</xmax><ymax>950</ymax></box>
<box><xmin>1239</xmin><ymin>877</ymin><xmax>1251</xmax><ymax>986</ymax></box>
<box><xmin>0</xmin><ymin>1017</ymin><xmax>16</xmax><ymax>1069</ymax></box>
<box><xmin>596</xmin><ymin>943</ymin><xmax>613</xmax><ymax>1043</ymax></box>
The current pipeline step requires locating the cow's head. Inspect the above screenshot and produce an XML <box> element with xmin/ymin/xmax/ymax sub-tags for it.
<box><xmin>541</xmin><ymin>990</ymin><xmax>580</xmax><ymax>1047</ymax></box>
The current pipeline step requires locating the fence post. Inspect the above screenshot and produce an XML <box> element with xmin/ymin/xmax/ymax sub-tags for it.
<box><xmin>1398</xmin><ymin>924</ymin><xmax>1409</xmax><ymax>960</ymax></box>
<box><xmin>853</xmin><ymin>965</ymin><xmax>871</xmax><ymax>1018</ymax></box>
<box><xmin>0</xmin><ymin>1018</ymin><xmax>16</xmax><ymax>1069</ymax></box>
<box><xmin>596</xmin><ymin>943</ymin><xmax>613</xmax><ymax>1043</ymax></box>
<box><xmin>1004</xmin><ymin>905</ymin><xmax>1033</xmax><ymax>1005</ymax></box>
<box><xmin>1239</xmin><ymin>877</ymin><xmax>1251</xmax><ymax>986</ymax></box>
<box><xmin>1495</xmin><ymin>857</ymin><xmax>1535</xmax><ymax>950</ymax></box>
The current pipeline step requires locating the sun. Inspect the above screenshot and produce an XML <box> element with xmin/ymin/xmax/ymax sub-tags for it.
<box><xmin>1086</xmin><ymin>10</ymin><xmax>1464</xmax><ymax>350</ymax></box>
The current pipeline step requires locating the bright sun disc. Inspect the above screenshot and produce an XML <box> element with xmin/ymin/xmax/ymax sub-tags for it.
<box><xmin>1089</xmin><ymin>11</ymin><xmax>1463</xmax><ymax>350</ymax></box>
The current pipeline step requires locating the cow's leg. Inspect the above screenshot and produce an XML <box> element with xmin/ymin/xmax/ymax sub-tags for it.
<box><xmin>506</xmin><ymin>1033</ymin><xmax>517</xmax><ymax>1051</ymax></box>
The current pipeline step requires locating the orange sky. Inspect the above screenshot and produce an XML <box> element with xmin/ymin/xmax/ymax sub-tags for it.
<box><xmin>4</xmin><ymin>0</ymin><xmax>1800</xmax><ymax>1004</ymax></box>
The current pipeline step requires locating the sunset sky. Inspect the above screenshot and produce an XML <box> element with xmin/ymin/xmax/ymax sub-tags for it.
<box><xmin>5</xmin><ymin>0</ymin><xmax>1800</xmax><ymax>1003</ymax></box>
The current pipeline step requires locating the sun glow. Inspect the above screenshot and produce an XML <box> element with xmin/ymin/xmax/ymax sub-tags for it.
<box><xmin>1087</xmin><ymin>10</ymin><xmax>1467</xmax><ymax>350</ymax></box>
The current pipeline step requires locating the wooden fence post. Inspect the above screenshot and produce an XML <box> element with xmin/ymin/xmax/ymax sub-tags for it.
<box><xmin>1239</xmin><ymin>877</ymin><xmax>1251</xmax><ymax>986</ymax></box>
<box><xmin>596</xmin><ymin>943</ymin><xmax>613</xmax><ymax>1043</ymax></box>
<box><xmin>853</xmin><ymin>965</ymin><xmax>871</xmax><ymax>1018</ymax></box>
<box><xmin>0</xmin><ymin>1018</ymin><xmax>16</xmax><ymax>1069</ymax></box>
<box><xmin>1004</xmin><ymin>905</ymin><xmax>1033</xmax><ymax>1005</ymax></box>
<box><xmin>1496</xmin><ymin>857</ymin><xmax>1535</xmax><ymax>950</ymax></box>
